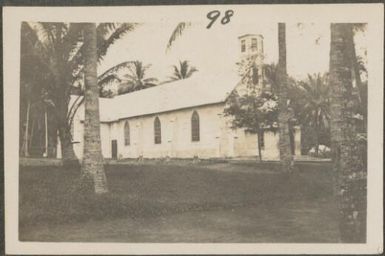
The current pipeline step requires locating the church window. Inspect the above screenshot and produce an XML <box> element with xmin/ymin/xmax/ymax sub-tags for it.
<box><xmin>124</xmin><ymin>121</ymin><xmax>130</xmax><ymax>146</ymax></box>
<box><xmin>241</xmin><ymin>40</ymin><xmax>246</xmax><ymax>52</ymax></box>
<box><xmin>191</xmin><ymin>111</ymin><xmax>200</xmax><ymax>142</ymax></box>
<box><xmin>154</xmin><ymin>116</ymin><xmax>161</xmax><ymax>144</ymax></box>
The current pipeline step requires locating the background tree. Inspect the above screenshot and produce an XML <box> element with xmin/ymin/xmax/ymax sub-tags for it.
<box><xmin>23</xmin><ymin>22</ymin><xmax>137</xmax><ymax>165</ymax></box>
<box><xmin>20</xmin><ymin>22</ymin><xmax>57</xmax><ymax>157</ymax></box>
<box><xmin>118</xmin><ymin>61</ymin><xmax>158</xmax><ymax>95</ymax></box>
<box><xmin>81</xmin><ymin>23</ymin><xmax>108</xmax><ymax>194</ymax></box>
<box><xmin>329</xmin><ymin>23</ymin><xmax>366</xmax><ymax>243</ymax></box>
<box><xmin>276</xmin><ymin>23</ymin><xmax>294</xmax><ymax>172</ymax></box>
<box><xmin>296</xmin><ymin>74</ymin><xmax>330</xmax><ymax>156</ymax></box>
<box><xmin>167</xmin><ymin>60</ymin><xmax>198</xmax><ymax>82</ymax></box>
<box><xmin>225</xmin><ymin>55</ymin><xmax>279</xmax><ymax>161</ymax></box>
<box><xmin>225</xmin><ymin>91</ymin><xmax>278</xmax><ymax>161</ymax></box>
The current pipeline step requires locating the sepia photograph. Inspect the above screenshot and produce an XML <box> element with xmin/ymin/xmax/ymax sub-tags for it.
<box><xmin>3</xmin><ymin>3</ymin><xmax>383</xmax><ymax>255</ymax></box>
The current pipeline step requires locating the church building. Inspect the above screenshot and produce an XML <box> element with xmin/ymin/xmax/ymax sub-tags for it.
<box><xmin>64</xmin><ymin>34</ymin><xmax>301</xmax><ymax>160</ymax></box>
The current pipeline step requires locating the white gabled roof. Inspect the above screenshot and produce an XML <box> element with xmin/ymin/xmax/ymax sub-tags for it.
<box><xmin>73</xmin><ymin>74</ymin><xmax>240</xmax><ymax>122</ymax></box>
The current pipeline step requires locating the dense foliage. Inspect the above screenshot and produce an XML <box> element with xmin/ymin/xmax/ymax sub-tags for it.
<box><xmin>20</xmin><ymin>22</ymin><xmax>138</xmax><ymax>160</ymax></box>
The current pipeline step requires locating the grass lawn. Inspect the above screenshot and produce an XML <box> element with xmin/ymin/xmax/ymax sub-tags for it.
<box><xmin>19</xmin><ymin>162</ymin><xmax>341</xmax><ymax>242</ymax></box>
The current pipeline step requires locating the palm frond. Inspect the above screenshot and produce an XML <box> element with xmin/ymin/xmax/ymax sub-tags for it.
<box><xmin>143</xmin><ymin>77</ymin><xmax>158</xmax><ymax>84</ymax></box>
<box><xmin>186</xmin><ymin>66</ymin><xmax>198</xmax><ymax>78</ymax></box>
<box><xmin>98</xmin><ymin>74</ymin><xmax>121</xmax><ymax>87</ymax></box>
<box><xmin>99</xmin><ymin>61</ymin><xmax>135</xmax><ymax>79</ymax></box>
<box><xmin>118</xmin><ymin>81</ymin><xmax>136</xmax><ymax>94</ymax></box>
<box><xmin>97</xmin><ymin>23</ymin><xmax>138</xmax><ymax>62</ymax></box>
<box><xmin>63</xmin><ymin>23</ymin><xmax>84</xmax><ymax>62</ymax></box>
<box><xmin>118</xmin><ymin>60</ymin><xmax>158</xmax><ymax>93</ymax></box>
<box><xmin>166</xmin><ymin>22</ymin><xmax>191</xmax><ymax>51</ymax></box>
<box><xmin>172</xmin><ymin>65</ymin><xmax>182</xmax><ymax>79</ymax></box>
<box><xmin>26</xmin><ymin>22</ymin><xmax>54</xmax><ymax>55</ymax></box>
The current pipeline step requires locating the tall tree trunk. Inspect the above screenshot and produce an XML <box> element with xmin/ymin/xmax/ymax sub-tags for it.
<box><xmin>329</xmin><ymin>23</ymin><xmax>366</xmax><ymax>243</ymax></box>
<box><xmin>81</xmin><ymin>23</ymin><xmax>108</xmax><ymax>194</ymax></box>
<box><xmin>44</xmin><ymin>108</ymin><xmax>48</xmax><ymax>157</ymax></box>
<box><xmin>47</xmin><ymin>107</ymin><xmax>58</xmax><ymax>158</ymax></box>
<box><xmin>59</xmin><ymin>123</ymin><xmax>78</xmax><ymax>165</ymax></box>
<box><xmin>346</xmin><ymin>24</ymin><xmax>367</xmax><ymax>133</ymax></box>
<box><xmin>277</xmin><ymin>23</ymin><xmax>294</xmax><ymax>172</ymax></box>
<box><xmin>315</xmin><ymin>117</ymin><xmax>320</xmax><ymax>156</ymax></box>
<box><xmin>51</xmin><ymin>59</ymin><xmax>79</xmax><ymax>164</ymax></box>
<box><xmin>257</xmin><ymin>127</ymin><xmax>263</xmax><ymax>162</ymax></box>
<box><xmin>289</xmin><ymin>121</ymin><xmax>295</xmax><ymax>155</ymax></box>
<box><xmin>57</xmin><ymin>99</ymin><xmax>79</xmax><ymax>165</ymax></box>
<box><xmin>22</xmin><ymin>100</ymin><xmax>31</xmax><ymax>157</ymax></box>
<box><xmin>29</xmin><ymin>118</ymin><xmax>35</xmax><ymax>155</ymax></box>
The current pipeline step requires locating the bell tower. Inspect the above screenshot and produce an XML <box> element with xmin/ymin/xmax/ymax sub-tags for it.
<box><xmin>238</xmin><ymin>34</ymin><xmax>264</xmax><ymax>92</ymax></box>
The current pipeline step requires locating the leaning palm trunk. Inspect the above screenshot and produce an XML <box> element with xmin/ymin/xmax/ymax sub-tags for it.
<box><xmin>277</xmin><ymin>23</ymin><xmax>294</xmax><ymax>172</ymax></box>
<box><xmin>81</xmin><ymin>23</ymin><xmax>108</xmax><ymax>194</ymax></box>
<box><xmin>329</xmin><ymin>23</ymin><xmax>366</xmax><ymax>242</ymax></box>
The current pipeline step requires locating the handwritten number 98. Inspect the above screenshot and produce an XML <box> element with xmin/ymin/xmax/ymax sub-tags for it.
<box><xmin>206</xmin><ymin>10</ymin><xmax>234</xmax><ymax>29</ymax></box>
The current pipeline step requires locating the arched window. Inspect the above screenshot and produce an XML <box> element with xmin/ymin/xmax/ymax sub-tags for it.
<box><xmin>124</xmin><ymin>121</ymin><xmax>130</xmax><ymax>146</ymax></box>
<box><xmin>191</xmin><ymin>111</ymin><xmax>200</xmax><ymax>142</ymax></box>
<box><xmin>154</xmin><ymin>116</ymin><xmax>161</xmax><ymax>144</ymax></box>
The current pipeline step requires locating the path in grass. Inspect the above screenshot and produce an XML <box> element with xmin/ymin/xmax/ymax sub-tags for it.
<box><xmin>19</xmin><ymin>162</ymin><xmax>341</xmax><ymax>242</ymax></box>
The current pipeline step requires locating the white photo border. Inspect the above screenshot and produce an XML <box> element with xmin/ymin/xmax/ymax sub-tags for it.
<box><xmin>3</xmin><ymin>4</ymin><xmax>384</xmax><ymax>254</ymax></box>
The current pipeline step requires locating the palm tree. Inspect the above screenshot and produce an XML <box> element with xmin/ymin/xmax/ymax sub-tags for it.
<box><xmin>168</xmin><ymin>60</ymin><xmax>198</xmax><ymax>81</ymax></box>
<box><xmin>297</xmin><ymin>74</ymin><xmax>330</xmax><ymax>156</ymax></box>
<box><xmin>24</xmin><ymin>22</ymin><xmax>137</xmax><ymax>165</ymax></box>
<box><xmin>329</xmin><ymin>23</ymin><xmax>365</xmax><ymax>242</ymax></box>
<box><xmin>20</xmin><ymin>22</ymin><xmax>53</xmax><ymax>157</ymax></box>
<box><xmin>81</xmin><ymin>23</ymin><xmax>108</xmax><ymax>194</ymax></box>
<box><xmin>276</xmin><ymin>23</ymin><xmax>294</xmax><ymax>172</ymax></box>
<box><xmin>118</xmin><ymin>61</ymin><xmax>158</xmax><ymax>95</ymax></box>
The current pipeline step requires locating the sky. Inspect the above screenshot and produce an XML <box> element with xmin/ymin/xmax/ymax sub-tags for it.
<box><xmin>98</xmin><ymin>22</ymin><xmax>367</xmax><ymax>84</ymax></box>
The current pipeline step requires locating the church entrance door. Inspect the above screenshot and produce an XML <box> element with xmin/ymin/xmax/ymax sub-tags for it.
<box><xmin>111</xmin><ymin>140</ymin><xmax>118</xmax><ymax>159</ymax></box>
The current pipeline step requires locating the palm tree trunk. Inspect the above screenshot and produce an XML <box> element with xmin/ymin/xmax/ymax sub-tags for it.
<box><xmin>277</xmin><ymin>23</ymin><xmax>294</xmax><ymax>172</ymax></box>
<box><xmin>22</xmin><ymin>100</ymin><xmax>31</xmax><ymax>157</ymax></box>
<box><xmin>56</xmin><ymin>98</ymin><xmax>79</xmax><ymax>165</ymax></box>
<box><xmin>29</xmin><ymin>118</ymin><xmax>35</xmax><ymax>155</ymax></box>
<box><xmin>44</xmin><ymin>107</ymin><xmax>48</xmax><ymax>157</ymax></box>
<box><xmin>257</xmin><ymin>128</ymin><xmax>263</xmax><ymax>162</ymax></box>
<box><xmin>346</xmin><ymin>25</ymin><xmax>366</xmax><ymax>133</ymax></box>
<box><xmin>315</xmin><ymin>116</ymin><xmax>320</xmax><ymax>156</ymax></box>
<box><xmin>58</xmin><ymin>122</ymin><xmax>78</xmax><ymax>165</ymax></box>
<box><xmin>81</xmin><ymin>22</ymin><xmax>108</xmax><ymax>194</ymax></box>
<box><xmin>329</xmin><ymin>23</ymin><xmax>365</xmax><ymax>243</ymax></box>
<box><xmin>47</xmin><ymin>107</ymin><xmax>58</xmax><ymax>158</ymax></box>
